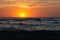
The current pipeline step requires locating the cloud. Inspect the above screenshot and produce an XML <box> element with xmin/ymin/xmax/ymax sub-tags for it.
<box><xmin>0</xmin><ymin>0</ymin><xmax>60</xmax><ymax>8</ymax></box>
<box><xmin>47</xmin><ymin>0</ymin><xmax>60</xmax><ymax>3</ymax></box>
<box><xmin>0</xmin><ymin>0</ymin><xmax>60</xmax><ymax>3</ymax></box>
<box><xmin>0</xmin><ymin>0</ymin><xmax>16</xmax><ymax>2</ymax></box>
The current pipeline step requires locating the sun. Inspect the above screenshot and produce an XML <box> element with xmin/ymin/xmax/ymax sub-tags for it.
<box><xmin>21</xmin><ymin>13</ymin><xmax>25</xmax><ymax>17</ymax></box>
<box><xmin>17</xmin><ymin>11</ymin><xmax>29</xmax><ymax>18</ymax></box>
<box><xmin>19</xmin><ymin>12</ymin><xmax>27</xmax><ymax>17</ymax></box>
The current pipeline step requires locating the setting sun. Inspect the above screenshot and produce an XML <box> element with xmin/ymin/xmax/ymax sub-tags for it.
<box><xmin>18</xmin><ymin>12</ymin><xmax>28</xmax><ymax>18</ymax></box>
<box><xmin>20</xmin><ymin>13</ymin><xmax>25</xmax><ymax>17</ymax></box>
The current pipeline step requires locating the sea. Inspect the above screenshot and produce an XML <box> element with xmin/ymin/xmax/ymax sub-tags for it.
<box><xmin>0</xmin><ymin>17</ymin><xmax>60</xmax><ymax>31</ymax></box>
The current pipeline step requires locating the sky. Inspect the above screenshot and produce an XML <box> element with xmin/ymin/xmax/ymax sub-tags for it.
<box><xmin>0</xmin><ymin>0</ymin><xmax>60</xmax><ymax>17</ymax></box>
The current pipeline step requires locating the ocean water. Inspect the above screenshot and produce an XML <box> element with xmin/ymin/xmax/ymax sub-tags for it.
<box><xmin>0</xmin><ymin>17</ymin><xmax>60</xmax><ymax>31</ymax></box>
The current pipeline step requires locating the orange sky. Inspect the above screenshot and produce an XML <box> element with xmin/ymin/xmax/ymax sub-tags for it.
<box><xmin>0</xmin><ymin>6</ymin><xmax>60</xmax><ymax>17</ymax></box>
<box><xmin>0</xmin><ymin>0</ymin><xmax>60</xmax><ymax>17</ymax></box>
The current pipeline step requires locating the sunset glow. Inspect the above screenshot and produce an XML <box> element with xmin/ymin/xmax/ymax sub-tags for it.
<box><xmin>0</xmin><ymin>0</ymin><xmax>60</xmax><ymax>17</ymax></box>
<box><xmin>18</xmin><ymin>12</ymin><xmax>28</xmax><ymax>18</ymax></box>
<box><xmin>20</xmin><ymin>13</ymin><xmax>25</xmax><ymax>17</ymax></box>
<box><xmin>18</xmin><ymin>4</ymin><xmax>30</xmax><ymax>8</ymax></box>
